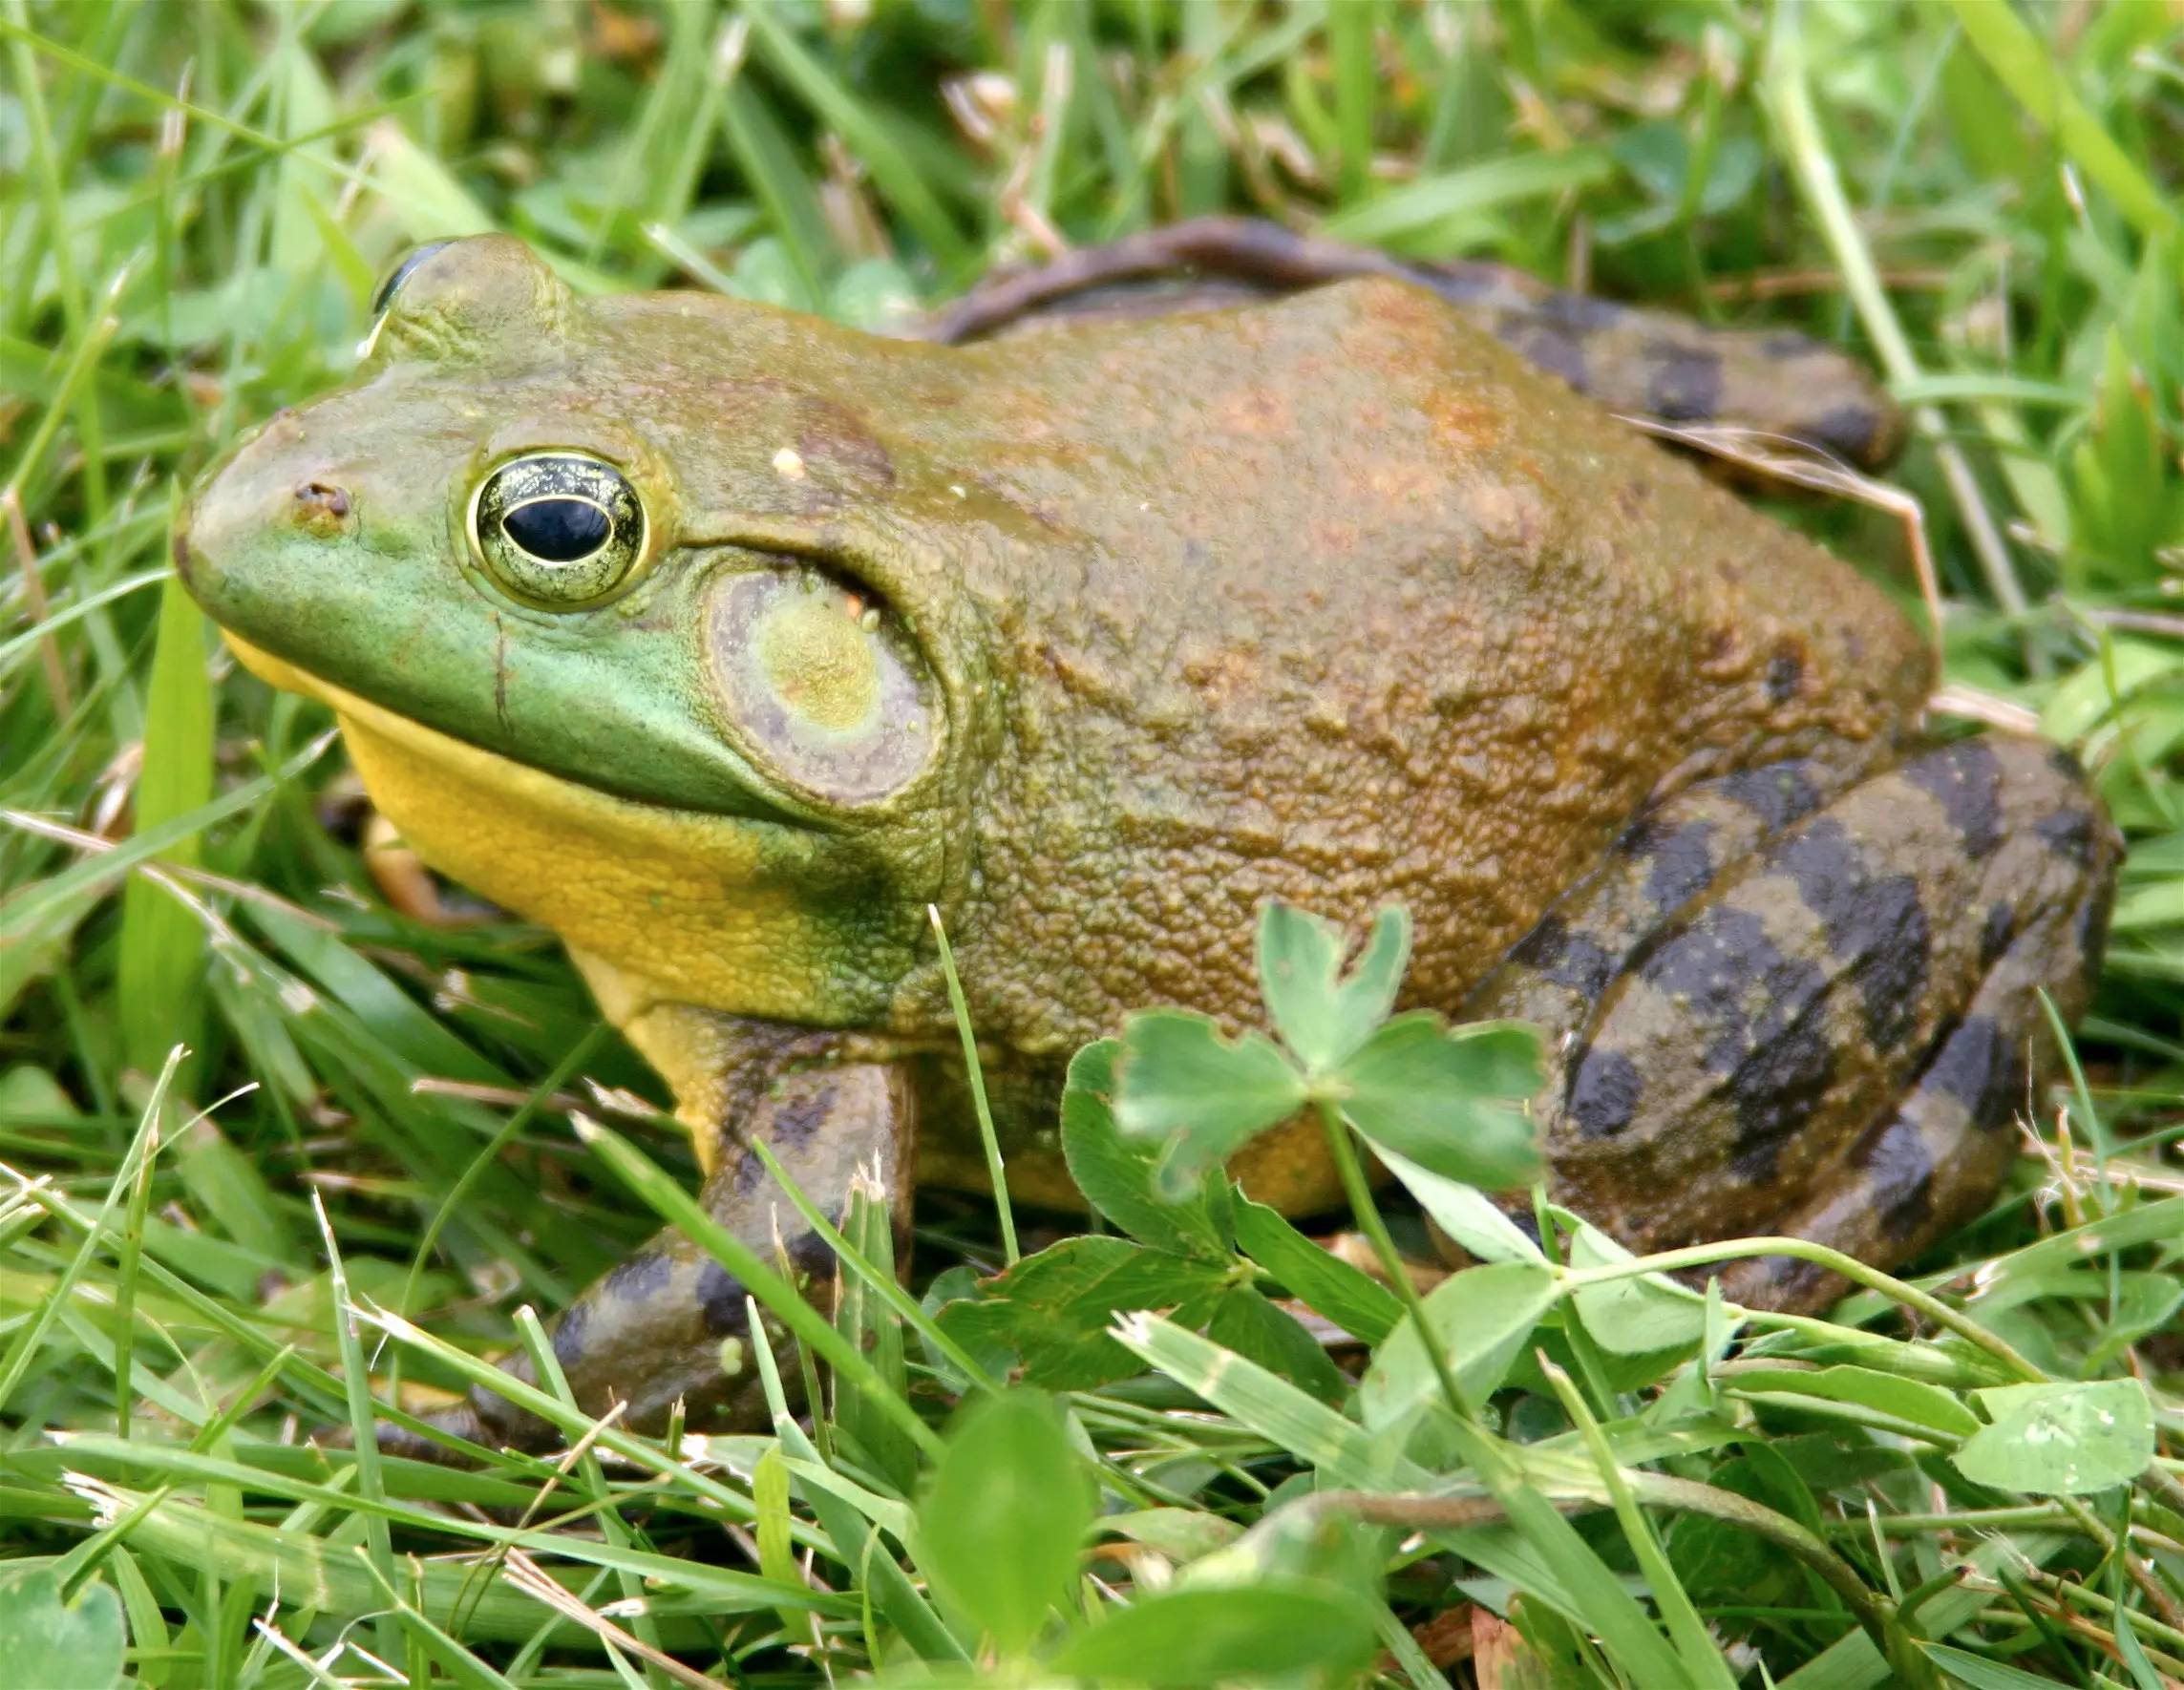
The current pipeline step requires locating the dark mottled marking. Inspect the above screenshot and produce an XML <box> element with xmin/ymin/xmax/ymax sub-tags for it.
<box><xmin>1636</xmin><ymin>904</ymin><xmax>1835</xmax><ymax>1179</ymax></box>
<box><xmin>1567</xmin><ymin>1046</ymin><xmax>1644</xmax><ymax>1139</ymax></box>
<box><xmin>1508</xmin><ymin>915</ymin><xmax>1616</xmax><ymax>999</ymax></box>
<box><xmin>600</xmin><ymin>1247</ymin><xmax>673</xmax><ymax>1307</ymax></box>
<box><xmin>1925</xmin><ymin>1016</ymin><xmax>2018</xmax><ymax>1131</ymax></box>
<box><xmin>1761</xmin><ymin>331</ymin><xmax>1821</xmax><ymax>358</ymax></box>
<box><xmin>1739</xmin><ymin>1253</ymin><xmax>1834</xmax><ymax>1308</ymax></box>
<box><xmin>787</xmin><ymin>1230</ymin><xmax>837</xmax><ymax>1278</ymax></box>
<box><xmin>1717</xmin><ymin>762</ymin><xmax>1822</xmax><ymax>833</ymax></box>
<box><xmin>2075</xmin><ymin>880</ymin><xmax>2114</xmax><ymax>981</ymax></box>
<box><xmin>2046</xmin><ymin>744</ymin><xmax>2088</xmax><ymax>782</ymax></box>
<box><xmin>1533</xmin><ymin>291</ymin><xmax>1625</xmax><ymax>332</ymax></box>
<box><xmin>1726</xmin><ymin>1002</ymin><xmax>1837</xmax><ymax>1183</ymax></box>
<box><xmin>1501</xmin><ymin>323</ymin><xmax>1588</xmax><ymax>391</ymax></box>
<box><xmin>696</xmin><ymin>1259</ymin><xmax>751</xmax><ymax>1334</ymax></box>
<box><xmin>1902</xmin><ymin>740</ymin><xmax>2004</xmax><ymax>858</ymax></box>
<box><xmin>1774</xmin><ymin>819</ymin><xmax>1931</xmax><ymax>1052</ymax></box>
<box><xmin>1853</xmin><ymin>1116</ymin><xmax>1936</xmax><ymax>1239</ymax></box>
<box><xmin>1810</xmin><ymin>402</ymin><xmax>1883</xmax><ymax>464</ymax></box>
<box><xmin>550</xmin><ymin>1298</ymin><xmax>592</xmax><ymax>1364</ymax></box>
<box><xmin>729</xmin><ymin>1145</ymin><xmax>769</xmax><ymax>1196</ymax></box>
<box><xmin>2034</xmin><ymin>807</ymin><xmax>2095</xmax><ymax>866</ymax></box>
<box><xmin>1980</xmin><ymin>901</ymin><xmax>2016</xmax><ymax>968</ymax></box>
<box><xmin>769</xmin><ymin>1085</ymin><xmax>835</xmax><ymax>1147</ymax></box>
<box><xmin>1764</xmin><ymin>649</ymin><xmax>1804</xmax><ymax>704</ymax></box>
<box><xmin>1641</xmin><ymin>907</ymin><xmax>1822</xmax><ymax>1064</ymax></box>
<box><xmin>1622</xmin><ymin>819</ymin><xmax>1716</xmax><ymax>913</ymax></box>
<box><xmin>1645</xmin><ymin>342</ymin><xmax>1725</xmax><ymax>422</ymax></box>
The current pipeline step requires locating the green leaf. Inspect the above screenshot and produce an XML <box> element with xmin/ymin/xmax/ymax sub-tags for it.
<box><xmin>1232</xmin><ymin>1197</ymin><xmax>1402</xmax><ymax>1344</ymax></box>
<box><xmin>1113</xmin><ymin>1010</ymin><xmax>1305</xmax><ymax>1198</ymax></box>
<box><xmin>116</xmin><ymin>572</ymin><xmax>213</xmax><ymax>1081</ymax></box>
<box><xmin>1046</xmin><ymin>1581</ymin><xmax>1382</xmax><ymax>1684</ymax></box>
<box><xmin>1379</xmin><ymin>1146</ymin><xmax>1544</xmax><ymax>1263</ymax></box>
<box><xmin>914</xmin><ymin>1391</ymin><xmax>1094</xmax><ymax>1658</ymax></box>
<box><xmin>1953</xmin><ymin>1380</ymin><xmax>2156</xmax><ymax>1495</ymax></box>
<box><xmin>1360</xmin><ymin>1260</ymin><xmax>1558</xmax><ymax>1425</ymax></box>
<box><xmin>934</xmin><ymin>1236</ymin><xmax>1231</xmax><ymax>1389</ymax></box>
<box><xmin>1062</xmin><ymin>1039</ymin><xmax>1230</xmax><ymax>1259</ymax></box>
<box><xmin>1111</xmin><ymin>1312</ymin><xmax>1411</xmax><ymax>1490</ymax></box>
<box><xmin>1204</xmin><ymin>1286</ymin><xmax>1349</xmax><ymax>1405</ymax></box>
<box><xmin>0</xmin><ymin>1568</ymin><xmax>125</xmax><ymax>1690</ymax></box>
<box><xmin>1336</xmin><ymin>1014</ymin><xmax>1542</xmax><ymax>1191</ymax></box>
<box><xmin>1919</xmin><ymin>1641</ymin><xmax>2083</xmax><ymax>1690</ymax></box>
<box><xmin>1097</xmin><ymin>1510</ymin><xmax>1244</xmax><ymax>1566</ymax></box>
<box><xmin>1728</xmin><ymin>1365</ymin><xmax>1981</xmax><ymax>1441</ymax></box>
<box><xmin>1568</xmin><ymin>1223</ymin><xmax>1707</xmax><ymax>1356</ymax></box>
<box><xmin>1256</xmin><ymin>902</ymin><xmax>1409</xmax><ymax>1073</ymax></box>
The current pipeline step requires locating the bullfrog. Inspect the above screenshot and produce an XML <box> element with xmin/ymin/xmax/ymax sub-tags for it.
<box><xmin>173</xmin><ymin>226</ymin><xmax>2115</xmax><ymax>1454</ymax></box>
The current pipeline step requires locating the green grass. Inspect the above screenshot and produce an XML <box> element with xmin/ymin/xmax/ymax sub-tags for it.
<box><xmin>4</xmin><ymin>1</ymin><xmax>2182</xmax><ymax>1685</ymax></box>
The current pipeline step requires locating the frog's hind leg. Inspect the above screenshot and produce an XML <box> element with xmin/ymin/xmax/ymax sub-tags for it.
<box><xmin>376</xmin><ymin>1062</ymin><xmax>914</xmax><ymax>1458</ymax></box>
<box><xmin>1464</xmin><ymin>738</ymin><xmax>2115</xmax><ymax>1312</ymax></box>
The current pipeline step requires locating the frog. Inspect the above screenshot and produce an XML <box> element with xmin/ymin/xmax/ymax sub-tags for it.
<box><xmin>173</xmin><ymin>226</ymin><xmax>2115</xmax><ymax>1456</ymax></box>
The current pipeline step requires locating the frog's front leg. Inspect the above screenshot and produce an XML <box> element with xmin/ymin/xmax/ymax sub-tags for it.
<box><xmin>1465</xmin><ymin>737</ymin><xmax>2115</xmax><ymax>1308</ymax></box>
<box><xmin>378</xmin><ymin>1053</ymin><xmax>914</xmax><ymax>1458</ymax></box>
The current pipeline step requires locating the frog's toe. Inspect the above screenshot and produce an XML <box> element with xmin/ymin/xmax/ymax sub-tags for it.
<box><xmin>1471</xmin><ymin>736</ymin><xmax>2115</xmax><ymax>1305</ymax></box>
<box><xmin>362</xmin><ymin>1062</ymin><xmax>913</xmax><ymax>1459</ymax></box>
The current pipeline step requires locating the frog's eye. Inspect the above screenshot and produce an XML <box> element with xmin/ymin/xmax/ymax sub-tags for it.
<box><xmin>469</xmin><ymin>452</ymin><xmax>647</xmax><ymax>608</ymax></box>
<box><xmin>371</xmin><ymin>241</ymin><xmax>454</xmax><ymax>317</ymax></box>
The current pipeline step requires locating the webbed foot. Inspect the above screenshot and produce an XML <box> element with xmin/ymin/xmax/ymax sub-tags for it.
<box><xmin>375</xmin><ymin>1062</ymin><xmax>913</xmax><ymax>1459</ymax></box>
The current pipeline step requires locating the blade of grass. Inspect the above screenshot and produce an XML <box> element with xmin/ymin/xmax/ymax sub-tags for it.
<box><xmin>570</xmin><ymin>1113</ymin><xmax>943</xmax><ymax>1461</ymax></box>
<box><xmin>928</xmin><ymin>904</ymin><xmax>1017</xmax><ymax>1264</ymax></box>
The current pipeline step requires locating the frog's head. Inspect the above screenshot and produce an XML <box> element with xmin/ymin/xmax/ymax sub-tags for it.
<box><xmin>176</xmin><ymin>236</ymin><xmax>979</xmax><ymax>1026</ymax></box>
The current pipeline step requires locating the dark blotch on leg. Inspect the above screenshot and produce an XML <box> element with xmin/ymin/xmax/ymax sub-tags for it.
<box><xmin>1808</xmin><ymin>402</ymin><xmax>1884</xmax><ymax>466</ymax></box>
<box><xmin>768</xmin><ymin>1083</ymin><xmax>837</xmax><ymax>1148</ymax></box>
<box><xmin>1852</xmin><ymin>1116</ymin><xmax>1936</xmax><ymax>1239</ymax></box>
<box><xmin>1925</xmin><ymin>1016</ymin><xmax>2018</xmax><ymax>1131</ymax></box>
<box><xmin>1621</xmin><ymin>818</ymin><xmax>1716</xmax><ymax>914</ymax></box>
<box><xmin>695</xmin><ymin>1259</ymin><xmax>752</xmax><ymax>1334</ymax></box>
<box><xmin>1726</xmin><ymin>1006</ymin><xmax>1836</xmax><ymax>1182</ymax></box>
<box><xmin>1902</xmin><ymin>740</ymin><xmax>2004</xmax><ymax>858</ymax></box>
<box><xmin>1640</xmin><ymin>905</ymin><xmax>1771</xmax><ymax>1029</ymax></box>
<box><xmin>787</xmin><ymin>1231</ymin><xmax>837</xmax><ymax>1278</ymax></box>
<box><xmin>2034</xmin><ymin>807</ymin><xmax>2095</xmax><ymax>866</ymax></box>
<box><xmin>1567</xmin><ymin>1046</ymin><xmax>1644</xmax><ymax>1139</ymax></box>
<box><xmin>550</xmin><ymin>1299</ymin><xmax>592</xmax><ymax>1366</ymax></box>
<box><xmin>1644</xmin><ymin>341</ymin><xmax>1725</xmax><ymax>421</ymax></box>
<box><xmin>2075</xmin><ymin>881</ymin><xmax>2114</xmax><ymax>988</ymax></box>
<box><xmin>1632</xmin><ymin>903</ymin><xmax>1835</xmax><ymax>1179</ymax></box>
<box><xmin>1980</xmin><ymin>901</ymin><xmax>2015</xmax><ymax>968</ymax></box>
<box><xmin>1729</xmin><ymin>1252</ymin><xmax>1834</xmax><ymax>1310</ymax></box>
<box><xmin>1508</xmin><ymin>914</ymin><xmax>1616</xmax><ymax>998</ymax></box>
<box><xmin>1717</xmin><ymin>762</ymin><xmax>1822</xmax><ymax>833</ymax></box>
<box><xmin>1502</xmin><ymin>324</ymin><xmax>1588</xmax><ymax>391</ymax></box>
<box><xmin>600</xmin><ymin>1247</ymin><xmax>673</xmax><ymax>1306</ymax></box>
<box><xmin>1773</xmin><ymin>820</ymin><xmax>1931</xmax><ymax>1053</ymax></box>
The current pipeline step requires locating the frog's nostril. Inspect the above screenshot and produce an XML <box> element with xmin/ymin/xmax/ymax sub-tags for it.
<box><xmin>295</xmin><ymin>480</ymin><xmax>352</xmax><ymax>518</ymax></box>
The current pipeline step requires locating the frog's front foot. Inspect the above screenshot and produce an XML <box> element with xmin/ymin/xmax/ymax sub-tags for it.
<box><xmin>1468</xmin><ymin>736</ymin><xmax>2116</xmax><ymax>1306</ymax></box>
<box><xmin>373</xmin><ymin>1063</ymin><xmax>914</xmax><ymax>1460</ymax></box>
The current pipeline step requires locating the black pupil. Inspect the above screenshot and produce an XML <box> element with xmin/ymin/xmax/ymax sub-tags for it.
<box><xmin>503</xmin><ymin>497</ymin><xmax>611</xmax><ymax>561</ymax></box>
<box><xmin>371</xmin><ymin>241</ymin><xmax>452</xmax><ymax>316</ymax></box>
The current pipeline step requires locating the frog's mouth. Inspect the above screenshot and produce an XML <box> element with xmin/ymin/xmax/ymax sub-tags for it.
<box><xmin>223</xmin><ymin>633</ymin><xmax>814</xmax><ymax>845</ymax></box>
<box><xmin>222</xmin><ymin>632</ymin><xmax>915</xmax><ymax>1027</ymax></box>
